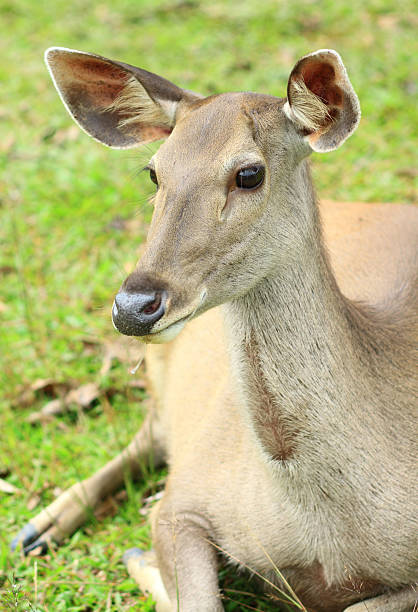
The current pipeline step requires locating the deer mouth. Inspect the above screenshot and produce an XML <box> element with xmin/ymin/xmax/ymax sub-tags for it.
<box><xmin>139</xmin><ymin>317</ymin><xmax>188</xmax><ymax>344</ymax></box>
<box><xmin>137</xmin><ymin>288</ymin><xmax>208</xmax><ymax>344</ymax></box>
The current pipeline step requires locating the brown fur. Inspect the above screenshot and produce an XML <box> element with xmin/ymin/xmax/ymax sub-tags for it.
<box><xmin>244</xmin><ymin>330</ymin><xmax>299</xmax><ymax>462</ymax></box>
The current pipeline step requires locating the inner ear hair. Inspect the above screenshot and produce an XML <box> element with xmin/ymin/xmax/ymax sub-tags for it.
<box><xmin>105</xmin><ymin>75</ymin><xmax>173</xmax><ymax>130</ymax></box>
<box><xmin>288</xmin><ymin>78</ymin><xmax>332</xmax><ymax>133</ymax></box>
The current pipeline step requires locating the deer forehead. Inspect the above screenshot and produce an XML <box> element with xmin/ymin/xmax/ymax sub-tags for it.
<box><xmin>153</xmin><ymin>92</ymin><xmax>284</xmax><ymax>180</ymax></box>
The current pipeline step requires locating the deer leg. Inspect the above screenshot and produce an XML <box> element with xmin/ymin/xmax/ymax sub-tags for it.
<box><xmin>344</xmin><ymin>585</ymin><xmax>417</xmax><ymax>612</ymax></box>
<box><xmin>11</xmin><ymin>413</ymin><xmax>166</xmax><ymax>555</ymax></box>
<box><xmin>123</xmin><ymin>548</ymin><xmax>171</xmax><ymax>612</ymax></box>
<box><xmin>134</xmin><ymin>501</ymin><xmax>224</xmax><ymax>612</ymax></box>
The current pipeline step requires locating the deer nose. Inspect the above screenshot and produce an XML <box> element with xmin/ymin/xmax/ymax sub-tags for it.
<box><xmin>112</xmin><ymin>290</ymin><xmax>167</xmax><ymax>336</ymax></box>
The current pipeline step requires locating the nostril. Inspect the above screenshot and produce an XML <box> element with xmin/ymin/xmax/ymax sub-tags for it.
<box><xmin>112</xmin><ymin>289</ymin><xmax>167</xmax><ymax>336</ymax></box>
<box><xmin>142</xmin><ymin>292</ymin><xmax>162</xmax><ymax>316</ymax></box>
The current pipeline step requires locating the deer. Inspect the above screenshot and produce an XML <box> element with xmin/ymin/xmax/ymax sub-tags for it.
<box><xmin>11</xmin><ymin>47</ymin><xmax>417</xmax><ymax>612</ymax></box>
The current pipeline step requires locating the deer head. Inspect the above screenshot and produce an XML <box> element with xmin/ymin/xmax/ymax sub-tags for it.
<box><xmin>45</xmin><ymin>47</ymin><xmax>360</xmax><ymax>343</ymax></box>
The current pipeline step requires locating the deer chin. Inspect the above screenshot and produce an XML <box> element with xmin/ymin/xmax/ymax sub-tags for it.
<box><xmin>139</xmin><ymin>318</ymin><xmax>187</xmax><ymax>344</ymax></box>
<box><xmin>138</xmin><ymin>288</ymin><xmax>208</xmax><ymax>344</ymax></box>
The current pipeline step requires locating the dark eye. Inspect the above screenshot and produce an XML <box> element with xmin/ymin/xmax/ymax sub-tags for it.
<box><xmin>235</xmin><ymin>165</ymin><xmax>265</xmax><ymax>190</ymax></box>
<box><xmin>149</xmin><ymin>168</ymin><xmax>158</xmax><ymax>186</ymax></box>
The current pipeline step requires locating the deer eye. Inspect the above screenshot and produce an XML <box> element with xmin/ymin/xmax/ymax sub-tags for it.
<box><xmin>235</xmin><ymin>165</ymin><xmax>265</xmax><ymax>190</ymax></box>
<box><xmin>149</xmin><ymin>168</ymin><xmax>158</xmax><ymax>186</ymax></box>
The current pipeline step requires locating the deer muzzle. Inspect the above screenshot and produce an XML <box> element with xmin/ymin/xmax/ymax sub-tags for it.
<box><xmin>112</xmin><ymin>289</ymin><xmax>167</xmax><ymax>336</ymax></box>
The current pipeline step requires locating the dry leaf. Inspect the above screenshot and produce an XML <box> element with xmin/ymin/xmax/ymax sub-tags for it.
<box><xmin>115</xmin><ymin>489</ymin><xmax>128</xmax><ymax>503</ymax></box>
<box><xmin>15</xmin><ymin>388</ymin><xmax>36</xmax><ymax>408</ymax></box>
<box><xmin>28</xmin><ymin>384</ymin><xmax>99</xmax><ymax>423</ymax></box>
<box><xmin>42</xmin><ymin>398</ymin><xmax>65</xmax><ymax>416</ymax></box>
<box><xmin>27</xmin><ymin>494</ymin><xmax>41</xmax><ymax>511</ymax></box>
<box><xmin>31</xmin><ymin>378</ymin><xmax>57</xmax><ymax>392</ymax></box>
<box><xmin>65</xmin><ymin>382</ymin><xmax>100</xmax><ymax>407</ymax></box>
<box><xmin>27</xmin><ymin>398</ymin><xmax>65</xmax><ymax>423</ymax></box>
<box><xmin>80</xmin><ymin>338</ymin><xmax>100</xmax><ymax>356</ymax></box>
<box><xmin>128</xmin><ymin>378</ymin><xmax>147</xmax><ymax>390</ymax></box>
<box><xmin>94</xmin><ymin>489</ymin><xmax>128</xmax><ymax>520</ymax></box>
<box><xmin>139</xmin><ymin>489</ymin><xmax>164</xmax><ymax>516</ymax></box>
<box><xmin>28</xmin><ymin>546</ymin><xmax>44</xmax><ymax>557</ymax></box>
<box><xmin>143</xmin><ymin>490</ymin><xmax>164</xmax><ymax>505</ymax></box>
<box><xmin>94</xmin><ymin>496</ymin><xmax>119</xmax><ymax>520</ymax></box>
<box><xmin>17</xmin><ymin>378</ymin><xmax>72</xmax><ymax>408</ymax></box>
<box><xmin>0</xmin><ymin>478</ymin><xmax>20</xmax><ymax>494</ymax></box>
<box><xmin>27</xmin><ymin>411</ymin><xmax>53</xmax><ymax>424</ymax></box>
<box><xmin>31</xmin><ymin>378</ymin><xmax>69</xmax><ymax>395</ymax></box>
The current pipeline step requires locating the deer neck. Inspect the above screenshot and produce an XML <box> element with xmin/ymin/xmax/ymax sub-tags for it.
<box><xmin>224</xmin><ymin>179</ymin><xmax>362</xmax><ymax>467</ymax></box>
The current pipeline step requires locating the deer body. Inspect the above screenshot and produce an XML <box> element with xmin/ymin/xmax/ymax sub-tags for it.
<box><xmin>12</xmin><ymin>48</ymin><xmax>417</xmax><ymax>611</ymax></box>
<box><xmin>145</xmin><ymin>194</ymin><xmax>417</xmax><ymax>611</ymax></box>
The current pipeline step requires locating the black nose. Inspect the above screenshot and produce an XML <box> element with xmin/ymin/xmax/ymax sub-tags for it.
<box><xmin>112</xmin><ymin>290</ymin><xmax>167</xmax><ymax>336</ymax></box>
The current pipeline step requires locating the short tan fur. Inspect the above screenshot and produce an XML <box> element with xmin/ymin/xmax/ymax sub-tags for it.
<box><xmin>13</xmin><ymin>48</ymin><xmax>417</xmax><ymax>612</ymax></box>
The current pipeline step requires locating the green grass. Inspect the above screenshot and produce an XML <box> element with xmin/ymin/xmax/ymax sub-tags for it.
<box><xmin>0</xmin><ymin>0</ymin><xmax>417</xmax><ymax>609</ymax></box>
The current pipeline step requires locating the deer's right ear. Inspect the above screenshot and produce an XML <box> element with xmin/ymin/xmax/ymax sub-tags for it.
<box><xmin>45</xmin><ymin>47</ymin><xmax>200</xmax><ymax>149</ymax></box>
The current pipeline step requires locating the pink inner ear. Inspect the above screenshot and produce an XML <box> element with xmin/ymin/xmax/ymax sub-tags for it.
<box><xmin>299</xmin><ymin>60</ymin><xmax>343</xmax><ymax>107</ymax></box>
<box><xmin>62</xmin><ymin>55</ymin><xmax>129</xmax><ymax>108</ymax></box>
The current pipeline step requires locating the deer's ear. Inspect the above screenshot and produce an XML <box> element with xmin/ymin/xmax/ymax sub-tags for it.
<box><xmin>45</xmin><ymin>47</ymin><xmax>201</xmax><ymax>149</ymax></box>
<box><xmin>284</xmin><ymin>49</ymin><xmax>360</xmax><ymax>153</ymax></box>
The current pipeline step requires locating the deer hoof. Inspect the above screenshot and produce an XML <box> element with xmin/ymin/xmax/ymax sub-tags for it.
<box><xmin>123</xmin><ymin>547</ymin><xmax>171</xmax><ymax>611</ymax></box>
<box><xmin>10</xmin><ymin>483</ymin><xmax>94</xmax><ymax>555</ymax></box>
<box><xmin>10</xmin><ymin>523</ymin><xmax>40</xmax><ymax>552</ymax></box>
<box><xmin>123</xmin><ymin>547</ymin><xmax>147</xmax><ymax>566</ymax></box>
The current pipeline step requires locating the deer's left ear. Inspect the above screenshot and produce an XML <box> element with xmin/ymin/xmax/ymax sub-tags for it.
<box><xmin>284</xmin><ymin>49</ymin><xmax>360</xmax><ymax>153</ymax></box>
